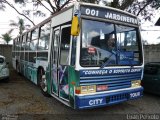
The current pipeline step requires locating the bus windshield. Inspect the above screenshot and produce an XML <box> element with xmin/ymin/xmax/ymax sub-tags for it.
<box><xmin>80</xmin><ymin>19</ymin><xmax>142</xmax><ymax>67</ymax></box>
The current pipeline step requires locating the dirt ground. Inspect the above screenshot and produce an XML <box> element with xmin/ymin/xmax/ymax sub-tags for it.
<box><xmin>0</xmin><ymin>69</ymin><xmax>53</xmax><ymax>115</ymax></box>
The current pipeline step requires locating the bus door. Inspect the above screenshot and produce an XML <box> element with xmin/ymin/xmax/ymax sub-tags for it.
<box><xmin>51</xmin><ymin>27</ymin><xmax>60</xmax><ymax>96</ymax></box>
<box><xmin>51</xmin><ymin>25</ymin><xmax>71</xmax><ymax>101</ymax></box>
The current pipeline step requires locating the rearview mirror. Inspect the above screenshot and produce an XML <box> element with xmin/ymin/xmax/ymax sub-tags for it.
<box><xmin>71</xmin><ymin>16</ymin><xmax>80</xmax><ymax>36</ymax></box>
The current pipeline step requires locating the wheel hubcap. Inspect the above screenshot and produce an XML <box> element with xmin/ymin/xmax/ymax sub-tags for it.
<box><xmin>40</xmin><ymin>75</ymin><xmax>47</xmax><ymax>92</ymax></box>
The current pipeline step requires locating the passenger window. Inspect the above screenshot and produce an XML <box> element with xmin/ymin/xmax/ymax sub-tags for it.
<box><xmin>30</xmin><ymin>28</ymin><xmax>39</xmax><ymax>51</ymax></box>
<box><xmin>31</xmin><ymin>28</ymin><xmax>39</xmax><ymax>40</ymax></box>
<box><xmin>29</xmin><ymin>52</ymin><xmax>36</xmax><ymax>63</ymax></box>
<box><xmin>30</xmin><ymin>40</ymin><xmax>38</xmax><ymax>51</ymax></box>
<box><xmin>38</xmin><ymin>22</ymin><xmax>51</xmax><ymax>50</ymax></box>
<box><xmin>25</xmin><ymin>33</ymin><xmax>30</xmax><ymax>50</ymax></box>
<box><xmin>21</xmin><ymin>34</ymin><xmax>25</xmax><ymax>51</ymax></box>
<box><xmin>37</xmin><ymin>52</ymin><xmax>48</xmax><ymax>61</ymax></box>
<box><xmin>60</xmin><ymin>26</ymin><xmax>71</xmax><ymax>65</ymax></box>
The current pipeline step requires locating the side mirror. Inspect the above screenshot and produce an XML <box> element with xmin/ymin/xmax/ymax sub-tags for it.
<box><xmin>71</xmin><ymin>16</ymin><xmax>80</xmax><ymax>36</ymax></box>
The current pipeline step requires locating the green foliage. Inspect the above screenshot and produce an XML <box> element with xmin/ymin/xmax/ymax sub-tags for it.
<box><xmin>143</xmin><ymin>40</ymin><xmax>149</xmax><ymax>45</ymax></box>
<box><xmin>128</xmin><ymin>0</ymin><xmax>160</xmax><ymax>22</ymax></box>
<box><xmin>0</xmin><ymin>1</ymin><xmax>5</xmax><ymax>11</ymax></box>
<box><xmin>1</xmin><ymin>30</ymin><xmax>13</xmax><ymax>45</ymax></box>
<box><xmin>80</xmin><ymin>0</ymin><xmax>97</xmax><ymax>3</ymax></box>
<box><xmin>80</xmin><ymin>0</ymin><xmax>134</xmax><ymax>10</ymax></box>
<box><xmin>14</xmin><ymin>0</ymin><xmax>25</xmax><ymax>3</ymax></box>
<box><xmin>10</xmin><ymin>18</ymin><xmax>30</xmax><ymax>35</ymax></box>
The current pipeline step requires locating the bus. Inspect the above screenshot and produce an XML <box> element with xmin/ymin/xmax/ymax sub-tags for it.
<box><xmin>12</xmin><ymin>2</ymin><xmax>144</xmax><ymax>109</ymax></box>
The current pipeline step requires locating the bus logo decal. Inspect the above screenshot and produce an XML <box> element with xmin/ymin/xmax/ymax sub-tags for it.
<box><xmin>89</xmin><ymin>98</ymin><xmax>103</xmax><ymax>106</ymax></box>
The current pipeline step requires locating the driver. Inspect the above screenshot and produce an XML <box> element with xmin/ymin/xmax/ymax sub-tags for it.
<box><xmin>101</xmin><ymin>34</ymin><xmax>116</xmax><ymax>66</ymax></box>
<box><xmin>107</xmin><ymin>34</ymin><xmax>116</xmax><ymax>52</ymax></box>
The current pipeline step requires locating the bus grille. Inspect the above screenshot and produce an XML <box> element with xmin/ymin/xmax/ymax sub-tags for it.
<box><xmin>80</xmin><ymin>73</ymin><xmax>141</xmax><ymax>91</ymax></box>
<box><xmin>106</xmin><ymin>93</ymin><xmax>128</xmax><ymax>103</ymax></box>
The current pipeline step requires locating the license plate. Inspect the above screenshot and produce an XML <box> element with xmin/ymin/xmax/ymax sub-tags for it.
<box><xmin>130</xmin><ymin>92</ymin><xmax>141</xmax><ymax>98</ymax></box>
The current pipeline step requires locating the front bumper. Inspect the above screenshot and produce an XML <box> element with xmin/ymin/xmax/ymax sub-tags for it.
<box><xmin>75</xmin><ymin>87</ymin><xmax>143</xmax><ymax>109</ymax></box>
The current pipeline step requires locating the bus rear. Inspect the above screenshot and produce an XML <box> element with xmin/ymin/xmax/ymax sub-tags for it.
<box><xmin>70</xmin><ymin>3</ymin><xmax>143</xmax><ymax>109</ymax></box>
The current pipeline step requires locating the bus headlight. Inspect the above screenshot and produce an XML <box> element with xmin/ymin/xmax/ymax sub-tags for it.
<box><xmin>131</xmin><ymin>80</ymin><xmax>141</xmax><ymax>87</ymax></box>
<box><xmin>81</xmin><ymin>86</ymin><xmax>88</xmax><ymax>94</ymax></box>
<box><xmin>88</xmin><ymin>85</ymin><xmax>96</xmax><ymax>93</ymax></box>
<box><xmin>75</xmin><ymin>85</ymin><xmax>96</xmax><ymax>94</ymax></box>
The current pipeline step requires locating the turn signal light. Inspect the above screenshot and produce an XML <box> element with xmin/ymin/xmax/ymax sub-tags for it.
<box><xmin>75</xmin><ymin>87</ymin><xmax>81</xmax><ymax>94</ymax></box>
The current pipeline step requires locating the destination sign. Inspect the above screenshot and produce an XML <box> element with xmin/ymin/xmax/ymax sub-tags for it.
<box><xmin>80</xmin><ymin>6</ymin><xmax>138</xmax><ymax>25</ymax></box>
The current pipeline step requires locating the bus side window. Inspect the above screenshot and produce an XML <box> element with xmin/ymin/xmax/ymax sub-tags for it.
<box><xmin>38</xmin><ymin>22</ymin><xmax>51</xmax><ymax>50</ymax></box>
<box><xmin>60</xmin><ymin>26</ymin><xmax>71</xmax><ymax>65</ymax></box>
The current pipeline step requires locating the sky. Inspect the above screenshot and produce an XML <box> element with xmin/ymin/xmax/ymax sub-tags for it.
<box><xmin>0</xmin><ymin>0</ymin><xmax>160</xmax><ymax>44</ymax></box>
<box><xmin>0</xmin><ymin>6</ymin><xmax>19</xmax><ymax>44</ymax></box>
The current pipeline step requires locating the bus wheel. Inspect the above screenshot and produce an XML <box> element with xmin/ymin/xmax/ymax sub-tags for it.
<box><xmin>38</xmin><ymin>69</ymin><xmax>50</xmax><ymax>97</ymax></box>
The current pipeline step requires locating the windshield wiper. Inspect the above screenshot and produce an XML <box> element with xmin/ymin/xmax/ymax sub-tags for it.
<box><xmin>100</xmin><ymin>50</ymin><xmax>117</xmax><ymax>69</ymax></box>
<box><xmin>100</xmin><ymin>50</ymin><xmax>135</xmax><ymax>68</ymax></box>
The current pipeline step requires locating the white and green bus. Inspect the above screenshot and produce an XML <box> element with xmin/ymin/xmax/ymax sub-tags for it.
<box><xmin>12</xmin><ymin>2</ymin><xmax>144</xmax><ymax>109</ymax></box>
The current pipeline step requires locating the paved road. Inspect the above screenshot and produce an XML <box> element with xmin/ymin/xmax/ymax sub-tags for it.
<box><xmin>0</xmin><ymin>69</ymin><xmax>160</xmax><ymax>120</ymax></box>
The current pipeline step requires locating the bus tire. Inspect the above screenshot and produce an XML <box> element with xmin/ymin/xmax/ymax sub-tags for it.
<box><xmin>37</xmin><ymin>69</ymin><xmax>50</xmax><ymax>97</ymax></box>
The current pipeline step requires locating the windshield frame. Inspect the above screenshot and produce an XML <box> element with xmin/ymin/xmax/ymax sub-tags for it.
<box><xmin>79</xmin><ymin>18</ymin><xmax>143</xmax><ymax>68</ymax></box>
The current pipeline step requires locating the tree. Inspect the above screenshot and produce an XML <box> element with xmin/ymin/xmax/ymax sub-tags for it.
<box><xmin>0</xmin><ymin>0</ymin><xmax>74</xmax><ymax>26</ymax></box>
<box><xmin>143</xmin><ymin>40</ymin><xmax>149</xmax><ymax>45</ymax></box>
<box><xmin>0</xmin><ymin>29</ymin><xmax>13</xmax><ymax>45</ymax></box>
<box><xmin>128</xmin><ymin>0</ymin><xmax>160</xmax><ymax>22</ymax></box>
<box><xmin>100</xmin><ymin>0</ymin><xmax>134</xmax><ymax>10</ymax></box>
<box><xmin>80</xmin><ymin>0</ymin><xmax>97</xmax><ymax>3</ymax></box>
<box><xmin>80</xmin><ymin>0</ymin><xmax>135</xmax><ymax>10</ymax></box>
<box><xmin>1</xmin><ymin>0</ymin><xmax>160</xmax><ymax>26</ymax></box>
<box><xmin>0</xmin><ymin>0</ymin><xmax>36</xmax><ymax>25</ymax></box>
<box><xmin>10</xmin><ymin>18</ymin><xmax>30</xmax><ymax>35</ymax></box>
